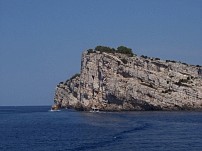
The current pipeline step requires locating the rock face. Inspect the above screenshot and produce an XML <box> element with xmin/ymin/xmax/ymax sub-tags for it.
<box><xmin>54</xmin><ymin>50</ymin><xmax>202</xmax><ymax>111</ymax></box>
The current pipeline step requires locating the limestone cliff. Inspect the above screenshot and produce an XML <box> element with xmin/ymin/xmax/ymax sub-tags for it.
<box><xmin>54</xmin><ymin>49</ymin><xmax>202</xmax><ymax>111</ymax></box>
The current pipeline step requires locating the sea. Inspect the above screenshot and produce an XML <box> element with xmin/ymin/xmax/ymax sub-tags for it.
<box><xmin>0</xmin><ymin>106</ymin><xmax>201</xmax><ymax>151</ymax></box>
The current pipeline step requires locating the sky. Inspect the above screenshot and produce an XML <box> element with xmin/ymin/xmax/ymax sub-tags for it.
<box><xmin>0</xmin><ymin>0</ymin><xmax>201</xmax><ymax>106</ymax></box>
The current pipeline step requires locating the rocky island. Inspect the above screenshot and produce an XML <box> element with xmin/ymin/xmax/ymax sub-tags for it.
<box><xmin>53</xmin><ymin>46</ymin><xmax>202</xmax><ymax>111</ymax></box>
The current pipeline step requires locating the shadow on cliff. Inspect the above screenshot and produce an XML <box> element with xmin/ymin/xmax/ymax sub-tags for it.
<box><xmin>106</xmin><ymin>93</ymin><xmax>162</xmax><ymax>111</ymax></box>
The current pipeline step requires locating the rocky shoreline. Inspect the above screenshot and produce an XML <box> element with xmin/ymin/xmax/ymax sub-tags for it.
<box><xmin>53</xmin><ymin>46</ymin><xmax>202</xmax><ymax>111</ymax></box>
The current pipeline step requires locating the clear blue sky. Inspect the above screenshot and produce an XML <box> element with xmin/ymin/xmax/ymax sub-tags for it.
<box><xmin>0</xmin><ymin>0</ymin><xmax>201</xmax><ymax>106</ymax></box>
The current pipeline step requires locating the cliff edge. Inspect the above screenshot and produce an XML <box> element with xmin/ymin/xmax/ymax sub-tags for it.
<box><xmin>53</xmin><ymin>47</ymin><xmax>202</xmax><ymax>111</ymax></box>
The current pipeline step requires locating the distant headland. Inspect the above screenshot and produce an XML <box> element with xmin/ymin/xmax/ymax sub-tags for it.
<box><xmin>52</xmin><ymin>46</ymin><xmax>202</xmax><ymax>111</ymax></box>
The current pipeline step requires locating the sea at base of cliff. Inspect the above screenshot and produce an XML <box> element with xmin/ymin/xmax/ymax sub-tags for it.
<box><xmin>0</xmin><ymin>106</ymin><xmax>202</xmax><ymax>151</ymax></box>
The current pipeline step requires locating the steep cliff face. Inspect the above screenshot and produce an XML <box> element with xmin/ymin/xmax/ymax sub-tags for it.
<box><xmin>54</xmin><ymin>51</ymin><xmax>202</xmax><ymax>111</ymax></box>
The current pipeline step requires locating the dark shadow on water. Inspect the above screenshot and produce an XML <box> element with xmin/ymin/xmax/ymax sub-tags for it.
<box><xmin>69</xmin><ymin>122</ymin><xmax>150</xmax><ymax>151</ymax></box>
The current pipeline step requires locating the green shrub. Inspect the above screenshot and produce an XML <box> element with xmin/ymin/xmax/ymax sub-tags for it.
<box><xmin>182</xmin><ymin>62</ymin><xmax>188</xmax><ymax>66</ymax></box>
<box><xmin>95</xmin><ymin>46</ymin><xmax>115</xmax><ymax>53</ymax></box>
<box><xmin>141</xmin><ymin>55</ymin><xmax>148</xmax><ymax>59</ymax></box>
<box><xmin>85</xmin><ymin>45</ymin><xmax>137</xmax><ymax>57</ymax></box>
<box><xmin>166</xmin><ymin>60</ymin><xmax>176</xmax><ymax>63</ymax></box>
<box><xmin>87</xmin><ymin>49</ymin><xmax>95</xmax><ymax>54</ymax></box>
<box><xmin>117</xmin><ymin>46</ymin><xmax>134</xmax><ymax>56</ymax></box>
<box><xmin>94</xmin><ymin>45</ymin><xmax>135</xmax><ymax>56</ymax></box>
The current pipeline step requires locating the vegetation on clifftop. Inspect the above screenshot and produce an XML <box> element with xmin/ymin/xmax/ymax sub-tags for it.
<box><xmin>116</xmin><ymin>46</ymin><xmax>133</xmax><ymax>57</ymax></box>
<box><xmin>65</xmin><ymin>73</ymin><xmax>80</xmax><ymax>83</ymax></box>
<box><xmin>87</xmin><ymin>45</ymin><xmax>135</xmax><ymax>57</ymax></box>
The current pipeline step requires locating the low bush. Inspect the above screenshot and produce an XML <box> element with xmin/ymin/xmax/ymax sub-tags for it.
<box><xmin>87</xmin><ymin>45</ymin><xmax>135</xmax><ymax>57</ymax></box>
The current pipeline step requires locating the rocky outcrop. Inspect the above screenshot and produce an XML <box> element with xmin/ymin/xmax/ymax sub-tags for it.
<box><xmin>54</xmin><ymin>50</ymin><xmax>202</xmax><ymax>111</ymax></box>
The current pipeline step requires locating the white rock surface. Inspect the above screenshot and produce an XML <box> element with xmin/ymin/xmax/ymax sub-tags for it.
<box><xmin>54</xmin><ymin>51</ymin><xmax>202</xmax><ymax>111</ymax></box>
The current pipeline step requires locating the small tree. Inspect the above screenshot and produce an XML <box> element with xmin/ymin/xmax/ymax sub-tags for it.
<box><xmin>117</xmin><ymin>46</ymin><xmax>134</xmax><ymax>56</ymax></box>
<box><xmin>87</xmin><ymin>49</ymin><xmax>94</xmax><ymax>54</ymax></box>
<box><xmin>95</xmin><ymin>46</ymin><xmax>115</xmax><ymax>53</ymax></box>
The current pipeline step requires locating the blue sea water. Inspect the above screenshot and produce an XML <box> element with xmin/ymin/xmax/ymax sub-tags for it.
<box><xmin>0</xmin><ymin>106</ymin><xmax>201</xmax><ymax>151</ymax></box>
